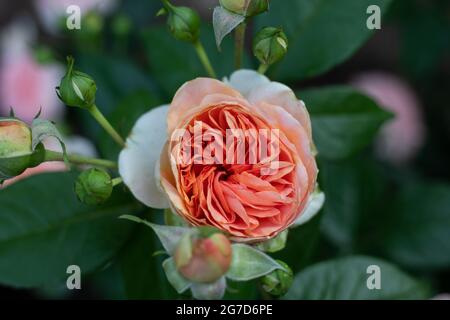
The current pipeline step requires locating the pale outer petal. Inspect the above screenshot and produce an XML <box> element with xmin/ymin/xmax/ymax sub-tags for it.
<box><xmin>225</xmin><ymin>69</ymin><xmax>270</xmax><ymax>98</ymax></box>
<box><xmin>291</xmin><ymin>190</ymin><xmax>325</xmax><ymax>227</ymax></box>
<box><xmin>119</xmin><ymin>105</ymin><xmax>170</xmax><ymax>209</ymax></box>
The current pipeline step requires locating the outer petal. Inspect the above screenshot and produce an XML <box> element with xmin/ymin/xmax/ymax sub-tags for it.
<box><xmin>119</xmin><ymin>105</ymin><xmax>169</xmax><ymax>209</ymax></box>
<box><xmin>291</xmin><ymin>189</ymin><xmax>325</xmax><ymax>227</ymax></box>
<box><xmin>225</xmin><ymin>69</ymin><xmax>270</xmax><ymax>98</ymax></box>
<box><xmin>240</xmin><ymin>70</ymin><xmax>313</xmax><ymax>140</ymax></box>
<box><xmin>168</xmin><ymin>78</ymin><xmax>242</xmax><ymax>135</ymax></box>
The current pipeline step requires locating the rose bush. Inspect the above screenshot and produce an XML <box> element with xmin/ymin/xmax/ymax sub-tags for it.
<box><xmin>119</xmin><ymin>70</ymin><xmax>318</xmax><ymax>241</ymax></box>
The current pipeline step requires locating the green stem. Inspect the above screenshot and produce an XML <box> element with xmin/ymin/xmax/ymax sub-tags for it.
<box><xmin>234</xmin><ymin>22</ymin><xmax>246</xmax><ymax>69</ymax></box>
<box><xmin>44</xmin><ymin>150</ymin><xmax>117</xmax><ymax>169</ymax></box>
<box><xmin>258</xmin><ymin>63</ymin><xmax>269</xmax><ymax>75</ymax></box>
<box><xmin>111</xmin><ymin>177</ymin><xmax>123</xmax><ymax>187</ymax></box>
<box><xmin>193</xmin><ymin>40</ymin><xmax>217</xmax><ymax>78</ymax></box>
<box><xmin>89</xmin><ymin>104</ymin><xmax>126</xmax><ymax>148</ymax></box>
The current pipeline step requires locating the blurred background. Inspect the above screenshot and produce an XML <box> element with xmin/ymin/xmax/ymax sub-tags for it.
<box><xmin>0</xmin><ymin>0</ymin><xmax>449</xmax><ymax>299</ymax></box>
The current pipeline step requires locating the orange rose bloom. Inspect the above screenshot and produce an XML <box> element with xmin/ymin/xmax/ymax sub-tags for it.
<box><xmin>119</xmin><ymin>70</ymin><xmax>318</xmax><ymax>241</ymax></box>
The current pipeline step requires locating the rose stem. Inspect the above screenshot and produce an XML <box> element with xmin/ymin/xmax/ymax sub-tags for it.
<box><xmin>44</xmin><ymin>150</ymin><xmax>118</xmax><ymax>169</ymax></box>
<box><xmin>111</xmin><ymin>177</ymin><xmax>123</xmax><ymax>187</ymax></box>
<box><xmin>88</xmin><ymin>104</ymin><xmax>126</xmax><ymax>148</ymax></box>
<box><xmin>193</xmin><ymin>40</ymin><xmax>217</xmax><ymax>78</ymax></box>
<box><xmin>234</xmin><ymin>22</ymin><xmax>246</xmax><ymax>69</ymax></box>
<box><xmin>258</xmin><ymin>63</ymin><xmax>269</xmax><ymax>74</ymax></box>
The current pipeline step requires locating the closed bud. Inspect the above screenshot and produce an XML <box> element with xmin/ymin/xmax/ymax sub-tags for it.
<box><xmin>261</xmin><ymin>260</ymin><xmax>293</xmax><ymax>296</ymax></box>
<box><xmin>253</xmin><ymin>27</ymin><xmax>288</xmax><ymax>66</ymax></box>
<box><xmin>220</xmin><ymin>0</ymin><xmax>269</xmax><ymax>17</ymax></box>
<box><xmin>0</xmin><ymin>118</ymin><xmax>44</xmax><ymax>181</ymax></box>
<box><xmin>74</xmin><ymin>168</ymin><xmax>113</xmax><ymax>206</ymax></box>
<box><xmin>161</xmin><ymin>1</ymin><xmax>200</xmax><ymax>43</ymax></box>
<box><xmin>174</xmin><ymin>232</ymin><xmax>232</xmax><ymax>283</ymax></box>
<box><xmin>57</xmin><ymin>56</ymin><xmax>97</xmax><ymax>109</ymax></box>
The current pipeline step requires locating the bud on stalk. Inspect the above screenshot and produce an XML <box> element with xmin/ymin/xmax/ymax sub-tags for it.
<box><xmin>74</xmin><ymin>168</ymin><xmax>113</xmax><ymax>206</ymax></box>
<box><xmin>0</xmin><ymin>118</ymin><xmax>44</xmax><ymax>181</ymax></box>
<box><xmin>56</xmin><ymin>56</ymin><xmax>97</xmax><ymax>109</ymax></box>
<box><xmin>160</xmin><ymin>0</ymin><xmax>201</xmax><ymax>43</ymax></box>
<box><xmin>261</xmin><ymin>260</ymin><xmax>293</xmax><ymax>296</ymax></box>
<box><xmin>174</xmin><ymin>232</ymin><xmax>232</xmax><ymax>283</ymax></box>
<box><xmin>220</xmin><ymin>0</ymin><xmax>269</xmax><ymax>17</ymax></box>
<box><xmin>253</xmin><ymin>27</ymin><xmax>288</xmax><ymax>71</ymax></box>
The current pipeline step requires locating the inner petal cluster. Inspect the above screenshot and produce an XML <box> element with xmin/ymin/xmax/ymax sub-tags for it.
<box><xmin>171</xmin><ymin>105</ymin><xmax>299</xmax><ymax>239</ymax></box>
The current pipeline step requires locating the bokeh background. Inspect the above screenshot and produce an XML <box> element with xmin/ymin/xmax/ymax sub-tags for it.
<box><xmin>0</xmin><ymin>0</ymin><xmax>449</xmax><ymax>299</ymax></box>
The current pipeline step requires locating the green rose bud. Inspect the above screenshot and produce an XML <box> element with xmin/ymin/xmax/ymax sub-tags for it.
<box><xmin>174</xmin><ymin>232</ymin><xmax>232</xmax><ymax>283</ymax></box>
<box><xmin>160</xmin><ymin>0</ymin><xmax>200</xmax><ymax>43</ymax></box>
<box><xmin>220</xmin><ymin>0</ymin><xmax>269</xmax><ymax>17</ymax></box>
<box><xmin>56</xmin><ymin>56</ymin><xmax>97</xmax><ymax>109</ymax></box>
<box><xmin>253</xmin><ymin>27</ymin><xmax>288</xmax><ymax>66</ymax></box>
<box><xmin>261</xmin><ymin>260</ymin><xmax>293</xmax><ymax>296</ymax></box>
<box><xmin>0</xmin><ymin>118</ymin><xmax>44</xmax><ymax>181</ymax></box>
<box><xmin>74</xmin><ymin>168</ymin><xmax>113</xmax><ymax>206</ymax></box>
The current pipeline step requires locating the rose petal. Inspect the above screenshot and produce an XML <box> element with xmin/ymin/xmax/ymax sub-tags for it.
<box><xmin>245</xmin><ymin>74</ymin><xmax>313</xmax><ymax>140</ymax></box>
<box><xmin>119</xmin><ymin>105</ymin><xmax>169</xmax><ymax>209</ymax></box>
<box><xmin>168</xmin><ymin>78</ymin><xmax>242</xmax><ymax>135</ymax></box>
<box><xmin>225</xmin><ymin>69</ymin><xmax>270</xmax><ymax>98</ymax></box>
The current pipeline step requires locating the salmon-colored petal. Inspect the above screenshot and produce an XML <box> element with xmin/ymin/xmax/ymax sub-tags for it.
<box><xmin>168</xmin><ymin>78</ymin><xmax>242</xmax><ymax>135</ymax></box>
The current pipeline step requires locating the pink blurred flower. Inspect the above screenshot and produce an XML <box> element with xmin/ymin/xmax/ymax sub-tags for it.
<box><xmin>0</xmin><ymin>22</ymin><xmax>64</xmax><ymax>123</ymax></box>
<box><xmin>351</xmin><ymin>72</ymin><xmax>426</xmax><ymax>165</ymax></box>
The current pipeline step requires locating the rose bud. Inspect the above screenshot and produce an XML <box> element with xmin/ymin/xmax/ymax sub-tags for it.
<box><xmin>220</xmin><ymin>0</ymin><xmax>269</xmax><ymax>17</ymax></box>
<box><xmin>0</xmin><ymin>118</ymin><xmax>44</xmax><ymax>181</ymax></box>
<box><xmin>253</xmin><ymin>27</ymin><xmax>288</xmax><ymax>66</ymax></box>
<box><xmin>174</xmin><ymin>232</ymin><xmax>232</xmax><ymax>283</ymax></box>
<box><xmin>74</xmin><ymin>168</ymin><xmax>113</xmax><ymax>206</ymax></box>
<box><xmin>160</xmin><ymin>0</ymin><xmax>200</xmax><ymax>43</ymax></box>
<box><xmin>56</xmin><ymin>56</ymin><xmax>97</xmax><ymax>109</ymax></box>
<box><xmin>261</xmin><ymin>260</ymin><xmax>293</xmax><ymax>296</ymax></box>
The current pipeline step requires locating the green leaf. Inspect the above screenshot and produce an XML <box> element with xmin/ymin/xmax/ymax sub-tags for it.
<box><xmin>382</xmin><ymin>180</ymin><xmax>450</xmax><ymax>270</ymax></box>
<box><xmin>118</xmin><ymin>213</ymin><xmax>178</xmax><ymax>299</ymax></box>
<box><xmin>119</xmin><ymin>215</ymin><xmax>190</xmax><ymax>255</ymax></box>
<box><xmin>141</xmin><ymin>25</ymin><xmax>249</xmax><ymax>95</ymax></box>
<box><xmin>300</xmin><ymin>86</ymin><xmax>393</xmax><ymax>160</ymax></box>
<box><xmin>0</xmin><ymin>172</ymin><xmax>136</xmax><ymax>288</ymax></box>
<box><xmin>256</xmin><ymin>0</ymin><xmax>392</xmax><ymax>81</ymax></box>
<box><xmin>284</xmin><ymin>256</ymin><xmax>430</xmax><ymax>300</ymax></box>
<box><xmin>226</xmin><ymin>244</ymin><xmax>285</xmax><ymax>281</ymax></box>
<box><xmin>162</xmin><ymin>257</ymin><xmax>191</xmax><ymax>294</ymax></box>
<box><xmin>318</xmin><ymin>155</ymin><xmax>387</xmax><ymax>251</ymax></box>
<box><xmin>212</xmin><ymin>6</ymin><xmax>246</xmax><ymax>48</ymax></box>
